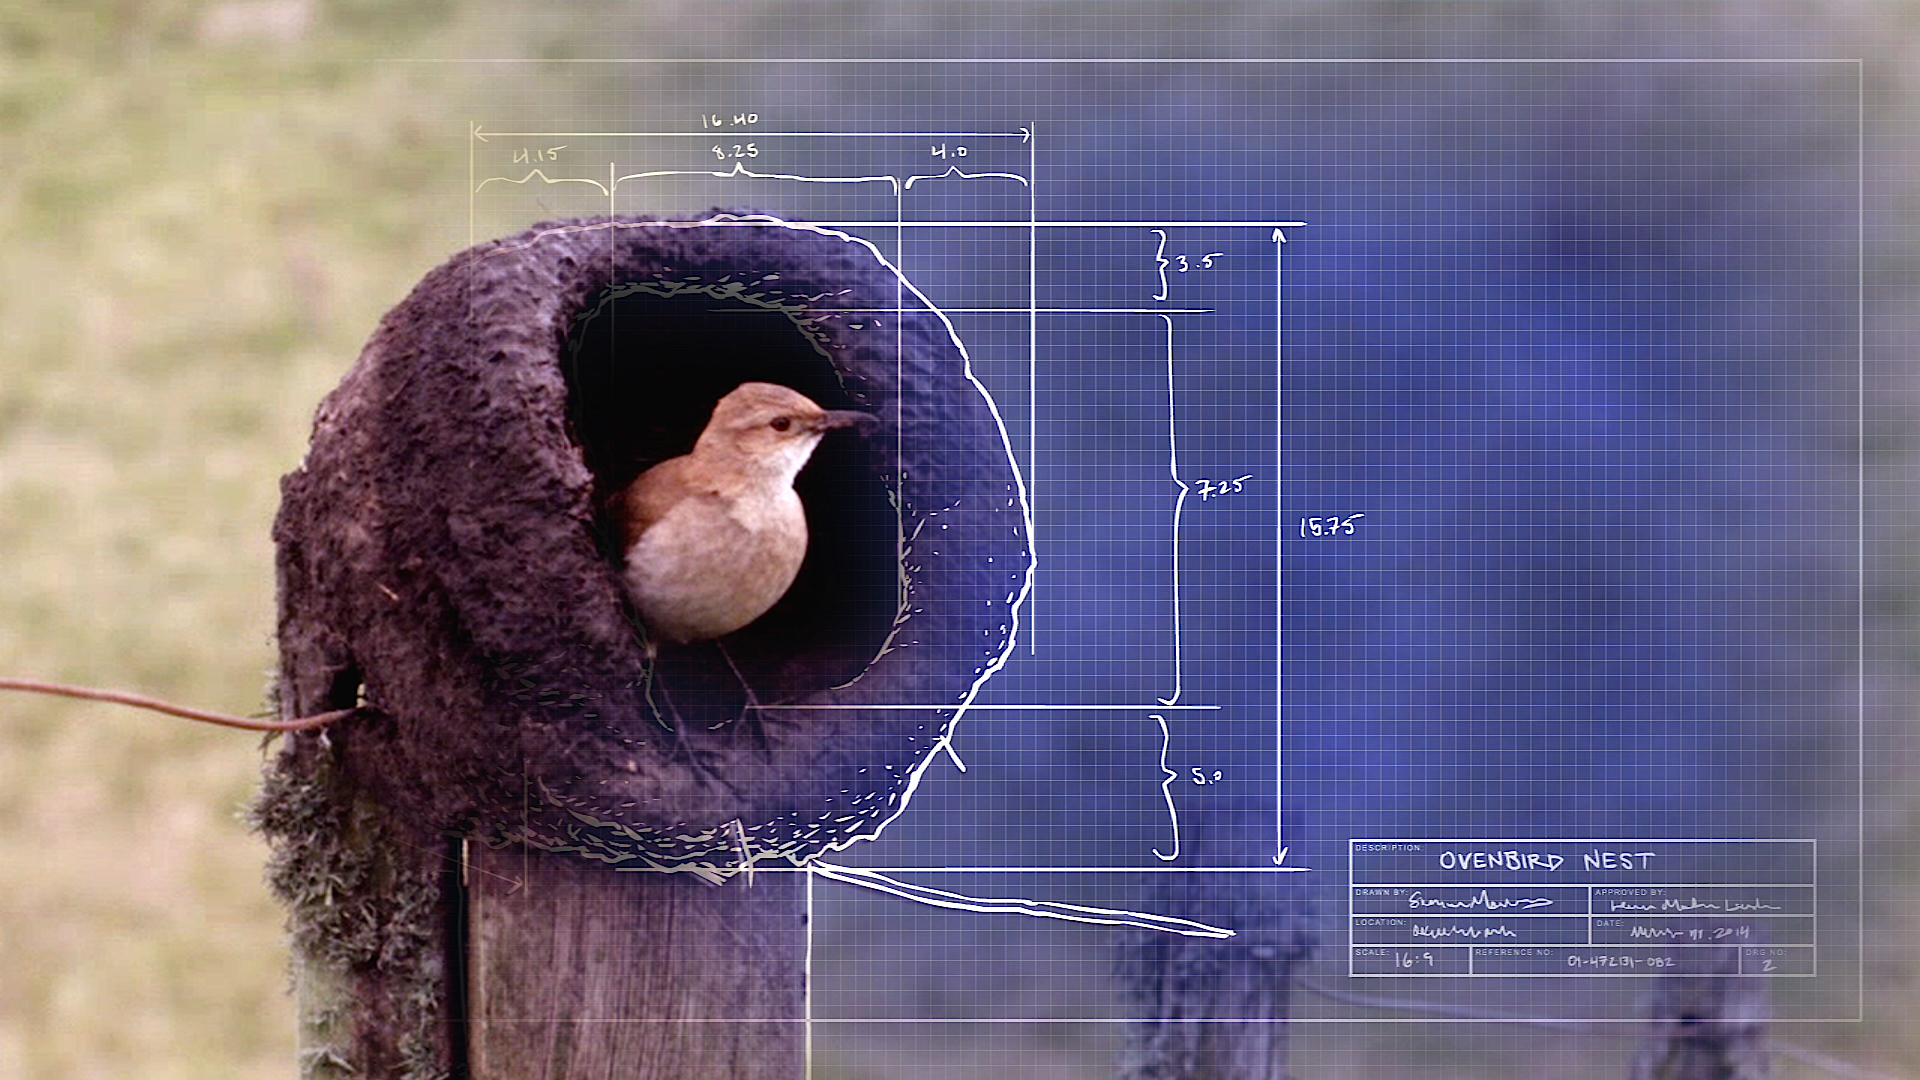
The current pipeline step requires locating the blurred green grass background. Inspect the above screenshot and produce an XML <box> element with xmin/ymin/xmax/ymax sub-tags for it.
<box><xmin>1</xmin><ymin>2</ymin><xmax>1916</xmax><ymax>1078</ymax></box>
<box><xmin>0</xmin><ymin>2</ymin><xmax>476</xmax><ymax>1074</ymax></box>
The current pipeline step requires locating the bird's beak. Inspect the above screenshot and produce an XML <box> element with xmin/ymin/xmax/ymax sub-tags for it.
<box><xmin>811</xmin><ymin>410</ymin><xmax>878</xmax><ymax>435</ymax></box>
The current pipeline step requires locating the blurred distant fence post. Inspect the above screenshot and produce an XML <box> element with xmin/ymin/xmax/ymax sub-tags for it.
<box><xmin>1632</xmin><ymin>940</ymin><xmax>1771</xmax><ymax>1080</ymax></box>
<box><xmin>1116</xmin><ymin>803</ymin><xmax>1313</xmax><ymax>1079</ymax></box>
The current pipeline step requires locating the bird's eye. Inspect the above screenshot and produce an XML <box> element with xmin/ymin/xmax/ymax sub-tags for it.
<box><xmin>770</xmin><ymin>416</ymin><xmax>792</xmax><ymax>432</ymax></box>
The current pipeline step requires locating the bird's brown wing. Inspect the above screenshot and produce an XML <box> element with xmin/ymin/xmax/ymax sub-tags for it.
<box><xmin>615</xmin><ymin>455</ymin><xmax>703</xmax><ymax>548</ymax></box>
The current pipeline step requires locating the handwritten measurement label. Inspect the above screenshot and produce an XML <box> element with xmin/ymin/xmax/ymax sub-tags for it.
<box><xmin>1150</xmin><ymin>230</ymin><xmax>1225</xmax><ymax>301</ymax></box>
<box><xmin>1300</xmin><ymin>513</ymin><xmax>1364</xmax><ymax>537</ymax></box>
<box><xmin>1194</xmin><ymin>475</ymin><xmax>1252</xmax><ymax>500</ymax></box>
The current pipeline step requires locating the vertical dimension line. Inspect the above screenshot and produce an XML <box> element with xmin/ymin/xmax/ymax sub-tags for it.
<box><xmin>803</xmin><ymin>866</ymin><xmax>815</xmax><ymax>1079</ymax></box>
<box><xmin>467</xmin><ymin>122</ymin><xmax>475</xmax><ymax>249</ymax></box>
<box><xmin>1273</xmin><ymin>227</ymin><xmax>1287</xmax><ymax>865</ymax></box>
<box><xmin>1852</xmin><ymin>56</ymin><xmax>1865</xmax><ymax>1018</ymax></box>
<box><xmin>895</xmin><ymin>174</ymin><xmax>907</xmax><ymax>616</ymax></box>
<box><xmin>1158</xmin><ymin>313</ymin><xmax>1187</xmax><ymax>708</ymax></box>
<box><xmin>1028</xmin><ymin>121</ymin><xmax>1040</xmax><ymax>653</ymax></box>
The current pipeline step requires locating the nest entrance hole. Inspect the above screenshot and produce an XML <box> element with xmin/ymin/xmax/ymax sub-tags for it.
<box><xmin>563</xmin><ymin>284</ymin><xmax>897</xmax><ymax>729</ymax></box>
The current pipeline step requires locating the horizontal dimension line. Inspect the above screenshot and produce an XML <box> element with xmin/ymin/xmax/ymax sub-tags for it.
<box><xmin>424</xmin><ymin>58</ymin><xmax>1858</xmax><ymax>64</ymax></box>
<box><xmin>421</xmin><ymin>1015</ymin><xmax>1843</xmax><ymax>1025</ymax></box>
<box><xmin>614</xmin><ymin>865</ymin><xmax>1304</xmax><ymax>874</ymax></box>
<box><xmin>615</xmin><ymin>865</ymin><xmax>1300</xmax><ymax>873</ymax></box>
<box><xmin>810</xmin><ymin>1015</ymin><xmax>1861</xmax><ymax>1025</ymax></box>
<box><xmin>754</xmin><ymin>703</ymin><xmax>1221</xmax><ymax>710</ymax></box>
<box><xmin>826</xmin><ymin>866</ymin><xmax>1305</xmax><ymax>873</ymax></box>
<box><xmin>479</xmin><ymin>131</ymin><xmax>1032</xmax><ymax>138</ymax></box>
<box><xmin>747</xmin><ymin>307</ymin><xmax>1212</xmax><ymax>314</ymax></box>
<box><xmin>475</xmin><ymin>215</ymin><xmax>1308</xmax><ymax>229</ymax></box>
<box><xmin>687</xmin><ymin>220</ymin><xmax>1308</xmax><ymax>229</ymax></box>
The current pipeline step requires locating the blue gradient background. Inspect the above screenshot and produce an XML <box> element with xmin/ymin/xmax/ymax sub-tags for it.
<box><xmin>457</xmin><ymin>4</ymin><xmax>1899</xmax><ymax>1075</ymax></box>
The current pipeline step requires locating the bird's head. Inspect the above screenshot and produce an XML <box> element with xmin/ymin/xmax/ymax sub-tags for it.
<box><xmin>693</xmin><ymin>381</ymin><xmax>874</xmax><ymax>482</ymax></box>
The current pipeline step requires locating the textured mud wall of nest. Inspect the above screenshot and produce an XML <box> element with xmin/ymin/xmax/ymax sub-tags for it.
<box><xmin>252</xmin><ymin>212</ymin><xmax>1030</xmax><ymax>1078</ymax></box>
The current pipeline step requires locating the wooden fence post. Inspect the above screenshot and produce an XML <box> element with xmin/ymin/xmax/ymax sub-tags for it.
<box><xmin>464</xmin><ymin>844</ymin><xmax>807</xmax><ymax>1078</ymax></box>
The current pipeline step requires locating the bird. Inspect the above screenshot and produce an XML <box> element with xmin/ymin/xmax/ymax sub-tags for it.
<box><xmin>610</xmin><ymin>381</ymin><xmax>872</xmax><ymax>742</ymax></box>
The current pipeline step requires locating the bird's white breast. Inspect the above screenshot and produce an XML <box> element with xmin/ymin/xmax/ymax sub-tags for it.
<box><xmin>623</xmin><ymin>486</ymin><xmax>807</xmax><ymax>643</ymax></box>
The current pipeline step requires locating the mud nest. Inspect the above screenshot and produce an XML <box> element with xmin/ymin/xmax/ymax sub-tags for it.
<box><xmin>258</xmin><ymin>212</ymin><xmax>1031</xmax><ymax>871</ymax></box>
